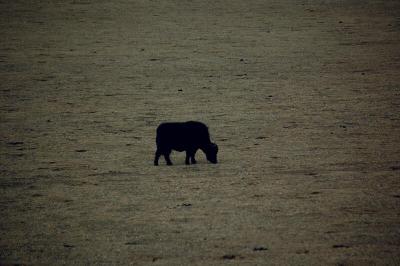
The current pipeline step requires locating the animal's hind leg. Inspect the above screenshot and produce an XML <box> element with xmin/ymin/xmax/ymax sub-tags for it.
<box><xmin>154</xmin><ymin>149</ymin><xmax>162</xmax><ymax>166</ymax></box>
<box><xmin>164</xmin><ymin>150</ymin><xmax>173</xmax><ymax>165</ymax></box>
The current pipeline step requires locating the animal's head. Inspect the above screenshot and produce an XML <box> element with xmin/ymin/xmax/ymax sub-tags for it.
<box><xmin>204</xmin><ymin>143</ymin><xmax>218</xmax><ymax>164</ymax></box>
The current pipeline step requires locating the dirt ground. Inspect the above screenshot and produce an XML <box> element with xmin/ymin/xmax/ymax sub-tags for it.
<box><xmin>1</xmin><ymin>0</ymin><xmax>400</xmax><ymax>265</ymax></box>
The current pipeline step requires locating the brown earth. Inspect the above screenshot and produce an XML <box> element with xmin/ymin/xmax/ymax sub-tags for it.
<box><xmin>1</xmin><ymin>0</ymin><xmax>400</xmax><ymax>265</ymax></box>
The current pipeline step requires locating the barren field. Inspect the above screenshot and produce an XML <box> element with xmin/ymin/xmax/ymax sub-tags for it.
<box><xmin>1</xmin><ymin>0</ymin><xmax>400</xmax><ymax>265</ymax></box>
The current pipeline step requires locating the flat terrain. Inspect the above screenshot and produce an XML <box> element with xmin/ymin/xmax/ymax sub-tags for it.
<box><xmin>1</xmin><ymin>0</ymin><xmax>400</xmax><ymax>265</ymax></box>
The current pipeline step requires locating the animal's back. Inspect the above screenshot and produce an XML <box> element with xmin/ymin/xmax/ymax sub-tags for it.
<box><xmin>156</xmin><ymin>121</ymin><xmax>210</xmax><ymax>147</ymax></box>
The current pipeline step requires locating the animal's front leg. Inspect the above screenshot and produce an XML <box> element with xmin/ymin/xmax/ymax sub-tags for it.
<box><xmin>185</xmin><ymin>151</ymin><xmax>190</xmax><ymax>165</ymax></box>
<box><xmin>190</xmin><ymin>151</ymin><xmax>197</xmax><ymax>164</ymax></box>
<box><xmin>188</xmin><ymin>149</ymin><xmax>197</xmax><ymax>164</ymax></box>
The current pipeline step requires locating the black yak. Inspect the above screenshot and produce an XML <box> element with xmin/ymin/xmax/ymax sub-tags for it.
<box><xmin>154</xmin><ymin>121</ymin><xmax>218</xmax><ymax>166</ymax></box>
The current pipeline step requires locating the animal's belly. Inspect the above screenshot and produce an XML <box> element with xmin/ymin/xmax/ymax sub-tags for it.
<box><xmin>173</xmin><ymin>146</ymin><xmax>186</xmax><ymax>152</ymax></box>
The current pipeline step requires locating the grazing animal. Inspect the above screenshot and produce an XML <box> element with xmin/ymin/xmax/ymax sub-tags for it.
<box><xmin>154</xmin><ymin>121</ymin><xmax>218</xmax><ymax>166</ymax></box>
